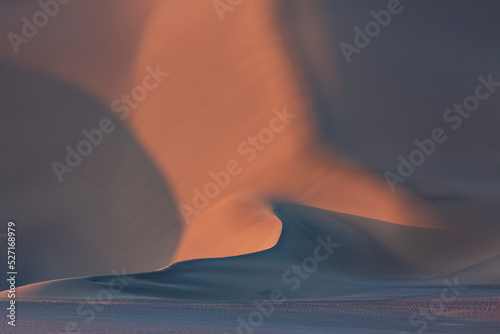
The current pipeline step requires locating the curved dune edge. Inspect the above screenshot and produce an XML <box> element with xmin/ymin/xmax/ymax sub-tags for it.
<box><xmin>1</xmin><ymin>0</ymin><xmax>450</xmax><ymax>269</ymax></box>
<box><xmin>3</xmin><ymin>202</ymin><xmax>499</xmax><ymax>302</ymax></box>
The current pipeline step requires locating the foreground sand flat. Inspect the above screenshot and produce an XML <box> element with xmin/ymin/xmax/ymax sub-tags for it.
<box><xmin>2</xmin><ymin>294</ymin><xmax>499</xmax><ymax>334</ymax></box>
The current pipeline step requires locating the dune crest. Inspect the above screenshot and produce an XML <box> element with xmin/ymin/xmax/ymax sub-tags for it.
<box><xmin>8</xmin><ymin>203</ymin><xmax>499</xmax><ymax>301</ymax></box>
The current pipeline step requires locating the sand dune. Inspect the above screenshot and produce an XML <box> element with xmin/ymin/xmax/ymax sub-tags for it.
<box><xmin>7</xmin><ymin>203</ymin><xmax>500</xmax><ymax>302</ymax></box>
<box><xmin>0</xmin><ymin>0</ymin><xmax>447</xmax><ymax>279</ymax></box>
<box><xmin>0</xmin><ymin>4</ymin><xmax>499</xmax><ymax>331</ymax></box>
<box><xmin>0</xmin><ymin>62</ymin><xmax>182</xmax><ymax>290</ymax></box>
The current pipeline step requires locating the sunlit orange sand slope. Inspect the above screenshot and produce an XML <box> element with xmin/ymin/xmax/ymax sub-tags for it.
<box><xmin>129</xmin><ymin>0</ymin><xmax>451</xmax><ymax>262</ymax></box>
<box><xmin>1</xmin><ymin>0</ymin><xmax>444</xmax><ymax>264</ymax></box>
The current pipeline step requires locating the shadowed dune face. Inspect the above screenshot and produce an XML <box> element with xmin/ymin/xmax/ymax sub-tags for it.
<box><xmin>0</xmin><ymin>63</ymin><xmax>182</xmax><ymax>290</ymax></box>
<box><xmin>281</xmin><ymin>0</ymin><xmax>500</xmax><ymax>230</ymax></box>
<box><xmin>0</xmin><ymin>0</ymin><xmax>158</xmax><ymax>102</ymax></box>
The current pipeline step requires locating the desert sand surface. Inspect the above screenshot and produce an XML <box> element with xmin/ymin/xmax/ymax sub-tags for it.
<box><xmin>1</xmin><ymin>0</ymin><xmax>500</xmax><ymax>333</ymax></box>
<box><xmin>2</xmin><ymin>296</ymin><xmax>500</xmax><ymax>334</ymax></box>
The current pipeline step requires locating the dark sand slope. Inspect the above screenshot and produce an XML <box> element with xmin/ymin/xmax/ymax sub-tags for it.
<box><xmin>0</xmin><ymin>63</ymin><xmax>182</xmax><ymax>290</ymax></box>
<box><xmin>7</xmin><ymin>203</ymin><xmax>500</xmax><ymax>301</ymax></box>
<box><xmin>281</xmin><ymin>0</ymin><xmax>500</xmax><ymax>232</ymax></box>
